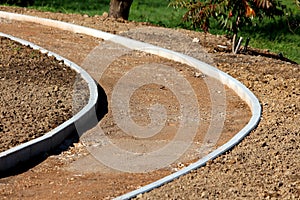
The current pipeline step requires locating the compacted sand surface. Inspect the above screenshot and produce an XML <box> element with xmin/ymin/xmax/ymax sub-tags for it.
<box><xmin>0</xmin><ymin>6</ymin><xmax>299</xmax><ymax>200</ymax></box>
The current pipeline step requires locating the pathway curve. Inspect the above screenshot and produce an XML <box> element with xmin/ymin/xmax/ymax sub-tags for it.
<box><xmin>0</xmin><ymin>15</ymin><xmax>253</xmax><ymax>199</ymax></box>
<box><xmin>0</xmin><ymin>9</ymin><xmax>292</xmax><ymax>200</ymax></box>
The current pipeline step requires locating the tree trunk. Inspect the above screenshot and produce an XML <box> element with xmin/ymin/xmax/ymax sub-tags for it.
<box><xmin>232</xmin><ymin>33</ymin><xmax>237</xmax><ymax>54</ymax></box>
<box><xmin>109</xmin><ymin>0</ymin><xmax>133</xmax><ymax>20</ymax></box>
<box><xmin>232</xmin><ymin>15</ymin><xmax>240</xmax><ymax>53</ymax></box>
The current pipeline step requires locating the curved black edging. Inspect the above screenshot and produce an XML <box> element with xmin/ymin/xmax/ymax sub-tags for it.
<box><xmin>0</xmin><ymin>32</ymin><xmax>99</xmax><ymax>172</ymax></box>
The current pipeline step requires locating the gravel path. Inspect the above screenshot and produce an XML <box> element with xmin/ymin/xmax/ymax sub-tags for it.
<box><xmin>140</xmin><ymin>55</ymin><xmax>300</xmax><ymax>199</ymax></box>
<box><xmin>0</xmin><ymin>10</ymin><xmax>252</xmax><ymax>199</ymax></box>
<box><xmin>0</xmin><ymin>6</ymin><xmax>299</xmax><ymax>200</ymax></box>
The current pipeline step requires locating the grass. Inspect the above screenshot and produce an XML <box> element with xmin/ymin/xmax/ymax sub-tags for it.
<box><xmin>26</xmin><ymin>0</ymin><xmax>110</xmax><ymax>16</ymax></box>
<box><xmin>29</xmin><ymin>0</ymin><xmax>187</xmax><ymax>27</ymax></box>
<box><xmin>241</xmin><ymin>15</ymin><xmax>300</xmax><ymax>63</ymax></box>
<box><xmin>129</xmin><ymin>1</ymin><xmax>188</xmax><ymax>27</ymax></box>
<box><xmin>1</xmin><ymin>0</ymin><xmax>299</xmax><ymax>63</ymax></box>
<box><xmin>241</xmin><ymin>1</ymin><xmax>300</xmax><ymax>63</ymax></box>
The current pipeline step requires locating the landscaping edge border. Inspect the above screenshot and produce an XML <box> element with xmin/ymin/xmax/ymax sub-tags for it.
<box><xmin>0</xmin><ymin>32</ymin><xmax>99</xmax><ymax>172</ymax></box>
<box><xmin>0</xmin><ymin>11</ymin><xmax>261</xmax><ymax>199</ymax></box>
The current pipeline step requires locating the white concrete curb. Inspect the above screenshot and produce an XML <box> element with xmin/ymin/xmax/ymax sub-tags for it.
<box><xmin>0</xmin><ymin>11</ymin><xmax>261</xmax><ymax>199</ymax></box>
<box><xmin>0</xmin><ymin>32</ymin><xmax>98</xmax><ymax>171</ymax></box>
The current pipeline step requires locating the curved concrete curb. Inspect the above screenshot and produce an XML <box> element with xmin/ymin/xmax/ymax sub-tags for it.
<box><xmin>0</xmin><ymin>11</ymin><xmax>261</xmax><ymax>199</ymax></box>
<box><xmin>0</xmin><ymin>32</ymin><xmax>98</xmax><ymax>171</ymax></box>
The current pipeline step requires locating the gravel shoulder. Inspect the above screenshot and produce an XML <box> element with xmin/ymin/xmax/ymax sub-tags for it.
<box><xmin>0</xmin><ymin>5</ymin><xmax>299</xmax><ymax>200</ymax></box>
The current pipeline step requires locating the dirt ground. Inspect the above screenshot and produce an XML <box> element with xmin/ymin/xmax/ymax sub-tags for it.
<box><xmin>0</xmin><ymin>6</ymin><xmax>299</xmax><ymax>200</ymax></box>
<box><xmin>0</xmin><ymin>37</ymin><xmax>90</xmax><ymax>152</ymax></box>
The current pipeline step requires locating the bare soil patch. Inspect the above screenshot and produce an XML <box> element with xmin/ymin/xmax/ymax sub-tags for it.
<box><xmin>0</xmin><ymin>37</ymin><xmax>89</xmax><ymax>152</ymax></box>
<box><xmin>0</xmin><ymin>5</ymin><xmax>299</xmax><ymax>200</ymax></box>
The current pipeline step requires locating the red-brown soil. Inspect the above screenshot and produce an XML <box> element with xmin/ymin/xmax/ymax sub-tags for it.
<box><xmin>0</xmin><ymin>6</ymin><xmax>299</xmax><ymax>200</ymax></box>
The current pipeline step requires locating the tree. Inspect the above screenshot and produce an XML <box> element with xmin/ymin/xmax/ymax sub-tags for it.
<box><xmin>109</xmin><ymin>0</ymin><xmax>134</xmax><ymax>20</ymax></box>
<box><xmin>170</xmin><ymin>0</ymin><xmax>288</xmax><ymax>53</ymax></box>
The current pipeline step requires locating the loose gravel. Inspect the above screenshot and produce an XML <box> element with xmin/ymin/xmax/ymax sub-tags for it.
<box><xmin>138</xmin><ymin>53</ymin><xmax>300</xmax><ymax>200</ymax></box>
<box><xmin>0</xmin><ymin>5</ymin><xmax>299</xmax><ymax>200</ymax></box>
<box><xmin>0</xmin><ymin>36</ymin><xmax>89</xmax><ymax>152</ymax></box>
